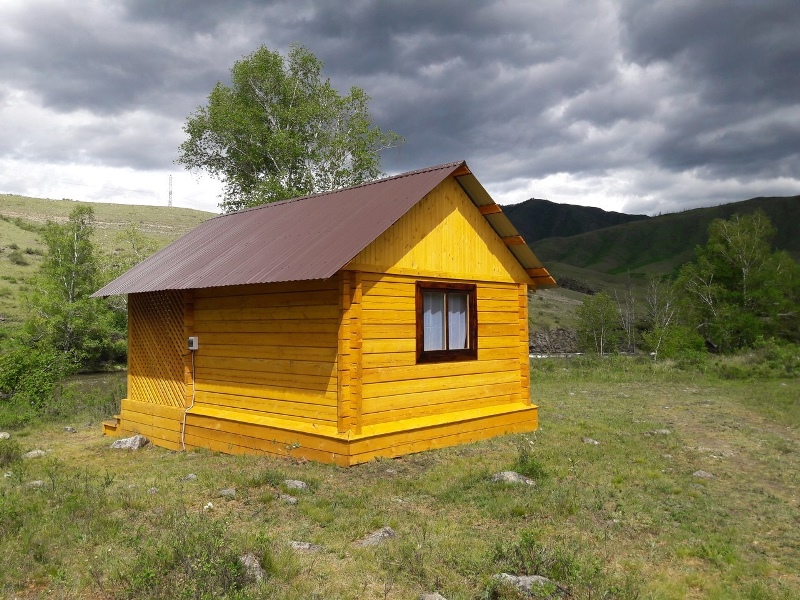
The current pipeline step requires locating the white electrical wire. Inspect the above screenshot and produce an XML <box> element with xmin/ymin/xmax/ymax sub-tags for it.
<box><xmin>180</xmin><ymin>349</ymin><xmax>196</xmax><ymax>451</ymax></box>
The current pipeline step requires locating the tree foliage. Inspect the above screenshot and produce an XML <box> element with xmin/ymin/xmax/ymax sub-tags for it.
<box><xmin>577</xmin><ymin>292</ymin><xmax>622</xmax><ymax>354</ymax></box>
<box><xmin>178</xmin><ymin>44</ymin><xmax>403</xmax><ymax>212</ymax></box>
<box><xmin>25</xmin><ymin>206</ymin><xmax>125</xmax><ymax>369</ymax></box>
<box><xmin>677</xmin><ymin>210</ymin><xmax>800</xmax><ymax>352</ymax></box>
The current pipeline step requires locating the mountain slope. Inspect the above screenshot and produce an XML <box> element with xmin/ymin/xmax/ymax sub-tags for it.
<box><xmin>527</xmin><ymin>195</ymin><xmax>800</xmax><ymax>276</ymax></box>
<box><xmin>502</xmin><ymin>198</ymin><xmax>649</xmax><ymax>242</ymax></box>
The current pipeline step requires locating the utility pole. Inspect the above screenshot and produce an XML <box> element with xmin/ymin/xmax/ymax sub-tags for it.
<box><xmin>168</xmin><ymin>175</ymin><xmax>173</xmax><ymax>207</ymax></box>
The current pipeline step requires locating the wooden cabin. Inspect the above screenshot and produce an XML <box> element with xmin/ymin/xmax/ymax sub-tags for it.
<box><xmin>94</xmin><ymin>161</ymin><xmax>556</xmax><ymax>466</ymax></box>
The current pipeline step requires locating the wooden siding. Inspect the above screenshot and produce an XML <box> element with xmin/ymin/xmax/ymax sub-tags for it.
<box><xmin>356</xmin><ymin>273</ymin><xmax>529</xmax><ymax>427</ymax></box>
<box><xmin>114</xmin><ymin>397</ymin><xmax>536</xmax><ymax>466</ymax></box>
<box><xmin>190</xmin><ymin>279</ymin><xmax>340</xmax><ymax>428</ymax></box>
<box><xmin>128</xmin><ymin>291</ymin><xmax>187</xmax><ymax>407</ymax></box>
<box><xmin>347</xmin><ymin>177</ymin><xmax>532</xmax><ymax>284</ymax></box>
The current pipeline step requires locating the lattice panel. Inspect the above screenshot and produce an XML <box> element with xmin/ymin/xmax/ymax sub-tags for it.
<box><xmin>128</xmin><ymin>291</ymin><xmax>186</xmax><ymax>407</ymax></box>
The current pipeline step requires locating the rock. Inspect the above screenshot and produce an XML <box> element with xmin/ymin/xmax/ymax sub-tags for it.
<box><xmin>289</xmin><ymin>540</ymin><xmax>322</xmax><ymax>553</ymax></box>
<box><xmin>218</xmin><ymin>488</ymin><xmax>236</xmax><ymax>498</ymax></box>
<box><xmin>495</xmin><ymin>573</ymin><xmax>566</xmax><ymax>596</ymax></box>
<box><xmin>644</xmin><ymin>429</ymin><xmax>671</xmax><ymax>436</ymax></box>
<box><xmin>110</xmin><ymin>434</ymin><xmax>149</xmax><ymax>450</ymax></box>
<box><xmin>22</xmin><ymin>449</ymin><xmax>47</xmax><ymax>459</ymax></box>
<box><xmin>284</xmin><ymin>479</ymin><xmax>308</xmax><ymax>491</ymax></box>
<box><xmin>279</xmin><ymin>493</ymin><xmax>298</xmax><ymax>505</ymax></box>
<box><xmin>355</xmin><ymin>526</ymin><xmax>396</xmax><ymax>547</ymax></box>
<box><xmin>491</xmin><ymin>471</ymin><xmax>536</xmax><ymax>486</ymax></box>
<box><xmin>582</xmin><ymin>437</ymin><xmax>600</xmax><ymax>445</ymax></box>
<box><xmin>529</xmin><ymin>328</ymin><xmax>579</xmax><ymax>354</ymax></box>
<box><xmin>182</xmin><ymin>473</ymin><xmax>198</xmax><ymax>481</ymax></box>
<box><xmin>28</xmin><ymin>480</ymin><xmax>45</xmax><ymax>488</ymax></box>
<box><xmin>64</xmin><ymin>426</ymin><xmax>77</xmax><ymax>433</ymax></box>
<box><xmin>0</xmin><ymin>432</ymin><xmax>10</xmax><ymax>440</ymax></box>
<box><xmin>147</xmin><ymin>487</ymin><xmax>158</xmax><ymax>494</ymax></box>
<box><xmin>693</xmin><ymin>470</ymin><xmax>715</xmax><ymax>479</ymax></box>
<box><xmin>239</xmin><ymin>552</ymin><xmax>265</xmax><ymax>583</ymax></box>
<box><xmin>420</xmin><ymin>593</ymin><xmax>448</xmax><ymax>600</ymax></box>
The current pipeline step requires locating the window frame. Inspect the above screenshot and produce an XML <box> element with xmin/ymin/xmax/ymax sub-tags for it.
<box><xmin>415</xmin><ymin>282</ymin><xmax>478</xmax><ymax>364</ymax></box>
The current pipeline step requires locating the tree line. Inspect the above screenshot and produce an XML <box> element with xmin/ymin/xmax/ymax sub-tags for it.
<box><xmin>576</xmin><ymin>210</ymin><xmax>800</xmax><ymax>359</ymax></box>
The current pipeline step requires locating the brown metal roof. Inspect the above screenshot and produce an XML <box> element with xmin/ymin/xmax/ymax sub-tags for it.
<box><xmin>93</xmin><ymin>161</ymin><xmax>555</xmax><ymax>296</ymax></box>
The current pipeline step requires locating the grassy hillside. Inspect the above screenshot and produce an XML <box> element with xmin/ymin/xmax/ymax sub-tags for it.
<box><xmin>528</xmin><ymin>196</ymin><xmax>800</xmax><ymax>277</ymax></box>
<box><xmin>503</xmin><ymin>197</ymin><xmax>649</xmax><ymax>243</ymax></box>
<box><xmin>0</xmin><ymin>194</ymin><xmax>214</xmax><ymax>324</ymax></box>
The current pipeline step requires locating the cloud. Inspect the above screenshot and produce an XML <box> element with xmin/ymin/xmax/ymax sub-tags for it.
<box><xmin>0</xmin><ymin>0</ymin><xmax>797</xmax><ymax>215</ymax></box>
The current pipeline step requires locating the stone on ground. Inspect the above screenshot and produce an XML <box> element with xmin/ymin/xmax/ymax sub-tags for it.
<box><xmin>284</xmin><ymin>479</ymin><xmax>308</xmax><ymax>491</ymax></box>
<box><xmin>22</xmin><ymin>449</ymin><xmax>47</xmax><ymax>459</ymax></box>
<box><xmin>355</xmin><ymin>526</ymin><xmax>396</xmax><ymax>547</ymax></box>
<box><xmin>491</xmin><ymin>471</ymin><xmax>536</xmax><ymax>486</ymax></box>
<box><xmin>110</xmin><ymin>434</ymin><xmax>149</xmax><ymax>450</ymax></box>
<box><xmin>239</xmin><ymin>552</ymin><xmax>266</xmax><ymax>582</ymax></box>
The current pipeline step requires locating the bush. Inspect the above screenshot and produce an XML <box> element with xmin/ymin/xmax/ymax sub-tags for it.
<box><xmin>0</xmin><ymin>343</ymin><xmax>74</xmax><ymax>410</ymax></box>
<box><xmin>712</xmin><ymin>340</ymin><xmax>800</xmax><ymax>379</ymax></box>
<box><xmin>0</xmin><ymin>438</ymin><xmax>22</xmax><ymax>467</ymax></box>
<box><xmin>7</xmin><ymin>250</ymin><xmax>29</xmax><ymax>266</ymax></box>
<box><xmin>513</xmin><ymin>437</ymin><xmax>549</xmax><ymax>481</ymax></box>
<box><xmin>117</xmin><ymin>509</ymin><xmax>251</xmax><ymax>599</ymax></box>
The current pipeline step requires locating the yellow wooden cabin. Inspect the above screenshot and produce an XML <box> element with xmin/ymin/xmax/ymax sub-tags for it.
<box><xmin>94</xmin><ymin>161</ymin><xmax>556</xmax><ymax>466</ymax></box>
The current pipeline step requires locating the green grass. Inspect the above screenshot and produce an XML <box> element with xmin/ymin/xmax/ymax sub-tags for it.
<box><xmin>1</xmin><ymin>359</ymin><xmax>798</xmax><ymax>598</ymax></box>
<box><xmin>0</xmin><ymin>194</ymin><xmax>215</xmax><ymax>324</ymax></box>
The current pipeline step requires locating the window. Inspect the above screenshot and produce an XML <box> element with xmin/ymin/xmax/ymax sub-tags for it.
<box><xmin>416</xmin><ymin>282</ymin><xmax>477</xmax><ymax>363</ymax></box>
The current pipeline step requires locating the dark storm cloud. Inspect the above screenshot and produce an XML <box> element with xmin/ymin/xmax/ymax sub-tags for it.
<box><xmin>618</xmin><ymin>0</ymin><xmax>800</xmax><ymax>182</ymax></box>
<box><xmin>0</xmin><ymin>0</ymin><xmax>797</xmax><ymax>213</ymax></box>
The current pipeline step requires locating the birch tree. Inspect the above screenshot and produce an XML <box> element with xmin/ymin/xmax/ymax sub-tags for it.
<box><xmin>178</xmin><ymin>44</ymin><xmax>403</xmax><ymax>212</ymax></box>
<box><xmin>26</xmin><ymin>206</ymin><xmax>122</xmax><ymax>367</ymax></box>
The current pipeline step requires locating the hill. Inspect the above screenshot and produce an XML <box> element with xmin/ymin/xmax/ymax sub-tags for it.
<box><xmin>0</xmin><ymin>194</ymin><xmax>215</xmax><ymax>324</ymax></box>
<box><xmin>502</xmin><ymin>198</ymin><xmax>649</xmax><ymax>242</ymax></box>
<box><xmin>525</xmin><ymin>195</ymin><xmax>800</xmax><ymax>277</ymax></box>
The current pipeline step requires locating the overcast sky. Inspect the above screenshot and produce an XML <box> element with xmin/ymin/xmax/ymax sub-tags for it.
<box><xmin>1</xmin><ymin>0</ymin><xmax>798</xmax><ymax>215</ymax></box>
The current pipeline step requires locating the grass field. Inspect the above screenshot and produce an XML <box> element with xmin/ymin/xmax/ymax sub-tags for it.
<box><xmin>0</xmin><ymin>194</ymin><xmax>214</xmax><ymax>324</ymax></box>
<box><xmin>1</xmin><ymin>358</ymin><xmax>797</xmax><ymax>599</ymax></box>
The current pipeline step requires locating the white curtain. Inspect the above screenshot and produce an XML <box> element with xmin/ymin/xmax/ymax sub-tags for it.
<box><xmin>447</xmin><ymin>293</ymin><xmax>468</xmax><ymax>349</ymax></box>
<box><xmin>423</xmin><ymin>292</ymin><xmax>445</xmax><ymax>350</ymax></box>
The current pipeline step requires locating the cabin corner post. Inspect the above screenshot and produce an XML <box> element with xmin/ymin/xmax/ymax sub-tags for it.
<box><xmin>349</xmin><ymin>271</ymin><xmax>363</xmax><ymax>435</ymax></box>
<box><xmin>519</xmin><ymin>284</ymin><xmax>531</xmax><ymax>405</ymax></box>
<box><xmin>183</xmin><ymin>289</ymin><xmax>195</xmax><ymax>409</ymax></box>
<box><xmin>337</xmin><ymin>273</ymin><xmax>352</xmax><ymax>434</ymax></box>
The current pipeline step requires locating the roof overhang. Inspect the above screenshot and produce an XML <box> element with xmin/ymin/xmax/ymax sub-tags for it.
<box><xmin>454</xmin><ymin>168</ymin><xmax>557</xmax><ymax>289</ymax></box>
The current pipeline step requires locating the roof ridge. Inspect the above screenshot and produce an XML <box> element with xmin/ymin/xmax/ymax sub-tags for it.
<box><xmin>216</xmin><ymin>161</ymin><xmax>467</xmax><ymax>218</ymax></box>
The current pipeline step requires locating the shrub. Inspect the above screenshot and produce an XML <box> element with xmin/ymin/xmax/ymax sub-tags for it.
<box><xmin>0</xmin><ymin>438</ymin><xmax>22</xmax><ymax>467</ymax></box>
<box><xmin>712</xmin><ymin>340</ymin><xmax>800</xmax><ymax>379</ymax></box>
<box><xmin>512</xmin><ymin>437</ymin><xmax>549</xmax><ymax>481</ymax></box>
<box><xmin>116</xmin><ymin>509</ymin><xmax>250</xmax><ymax>599</ymax></box>
<box><xmin>7</xmin><ymin>250</ymin><xmax>29</xmax><ymax>266</ymax></box>
<box><xmin>0</xmin><ymin>343</ymin><xmax>74</xmax><ymax>410</ymax></box>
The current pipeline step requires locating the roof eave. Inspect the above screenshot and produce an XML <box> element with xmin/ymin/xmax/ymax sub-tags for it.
<box><xmin>453</xmin><ymin>170</ymin><xmax>557</xmax><ymax>289</ymax></box>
